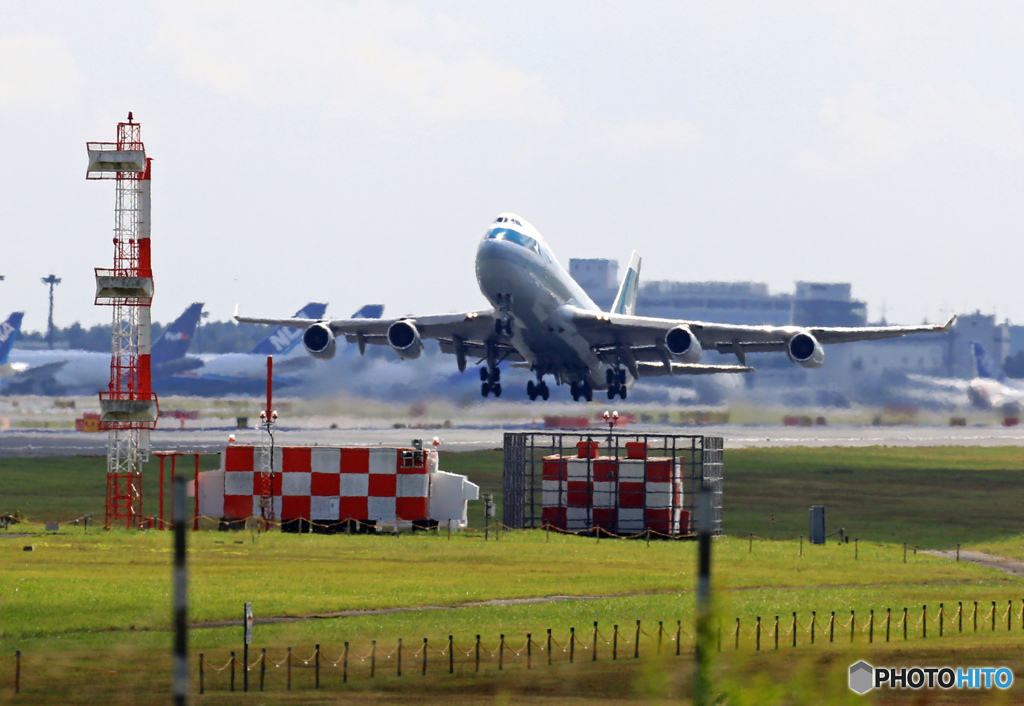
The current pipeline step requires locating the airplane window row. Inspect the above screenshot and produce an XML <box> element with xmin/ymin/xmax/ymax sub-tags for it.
<box><xmin>495</xmin><ymin>216</ymin><xmax>522</xmax><ymax>226</ymax></box>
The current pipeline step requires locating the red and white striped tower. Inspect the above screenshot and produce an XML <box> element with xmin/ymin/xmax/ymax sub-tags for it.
<box><xmin>87</xmin><ymin>113</ymin><xmax>160</xmax><ymax>529</ymax></box>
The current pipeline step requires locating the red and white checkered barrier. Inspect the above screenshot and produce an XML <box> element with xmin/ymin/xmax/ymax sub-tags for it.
<box><xmin>221</xmin><ymin>445</ymin><xmax>430</xmax><ymax>524</ymax></box>
<box><xmin>541</xmin><ymin>442</ymin><xmax>686</xmax><ymax>535</ymax></box>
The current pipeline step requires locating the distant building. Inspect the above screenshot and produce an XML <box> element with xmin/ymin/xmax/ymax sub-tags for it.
<box><xmin>568</xmin><ymin>259</ymin><xmax>619</xmax><ymax>311</ymax></box>
<box><xmin>792</xmin><ymin>282</ymin><xmax>867</xmax><ymax>327</ymax></box>
<box><xmin>945</xmin><ymin>311</ymin><xmax>1010</xmax><ymax>378</ymax></box>
<box><xmin>638</xmin><ymin>280</ymin><xmax>793</xmax><ymax>325</ymax></box>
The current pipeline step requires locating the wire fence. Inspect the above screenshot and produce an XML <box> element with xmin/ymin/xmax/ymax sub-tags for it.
<box><xmin>8</xmin><ymin>599</ymin><xmax>1024</xmax><ymax>694</ymax></box>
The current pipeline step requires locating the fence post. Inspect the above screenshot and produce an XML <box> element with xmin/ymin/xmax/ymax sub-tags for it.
<box><xmin>569</xmin><ymin>628</ymin><xmax>575</xmax><ymax>664</ymax></box>
<box><xmin>198</xmin><ymin>652</ymin><xmax>204</xmax><ymax>695</ymax></box>
<box><xmin>756</xmin><ymin>616</ymin><xmax>761</xmax><ymax>651</ymax></box>
<box><xmin>800</xmin><ymin>534</ymin><xmax>803</xmax><ymax>557</ymax></box>
<box><xmin>811</xmin><ymin>611</ymin><xmax>816</xmax><ymax>644</ymax></box>
<box><xmin>677</xmin><ymin>620</ymin><xmax>682</xmax><ymax>656</ymax></box>
<box><xmin>635</xmin><ymin>620</ymin><xmax>641</xmax><ymax>659</ymax></box>
<box><xmin>287</xmin><ymin>647</ymin><xmax>292</xmax><ymax>690</ymax></box>
<box><xmin>886</xmin><ymin>608</ymin><xmax>890</xmax><ymax>642</ymax></box>
<box><xmin>315</xmin><ymin>643</ymin><xmax>321</xmax><ymax>689</ymax></box>
<box><xmin>499</xmin><ymin>634</ymin><xmax>505</xmax><ymax>671</ymax></box>
<box><xmin>974</xmin><ymin>601</ymin><xmax>978</xmax><ymax>632</ymax></box>
<box><xmin>792</xmin><ymin>613</ymin><xmax>797</xmax><ymax>648</ymax></box>
<box><xmin>423</xmin><ymin>638</ymin><xmax>428</xmax><ymax>676</ymax></box>
<box><xmin>774</xmin><ymin>616</ymin><xmax>779</xmax><ymax>650</ymax></box>
<box><xmin>658</xmin><ymin>621</ymin><xmax>663</xmax><ymax>655</ymax></box>
<box><xmin>923</xmin><ymin>606</ymin><xmax>927</xmax><ymax>638</ymax></box>
<box><xmin>344</xmin><ymin>642</ymin><xmax>349</xmax><ymax>684</ymax></box>
<box><xmin>903</xmin><ymin>608</ymin><xmax>908</xmax><ymax>640</ymax></box>
<box><xmin>956</xmin><ymin>543</ymin><xmax>960</xmax><ymax>561</ymax></box>
<box><xmin>829</xmin><ymin>612</ymin><xmax>835</xmax><ymax>643</ymax></box>
<box><xmin>850</xmin><ymin>610</ymin><xmax>855</xmax><ymax>643</ymax></box>
<box><xmin>939</xmin><ymin>604</ymin><xmax>944</xmax><ymax>637</ymax></box>
<box><xmin>749</xmin><ymin>533</ymin><xmax>753</xmax><ymax>553</ymax></box>
<box><xmin>593</xmin><ymin>622</ymin><xmax>599</xmax><ymax>661</ymax></box>
<box><xmin>475</xmin><ymin>635</ymin><xmax>481</xmax><ymax>673</ymax></box>
<box><xmin>448</xmin><ymin>635</ymin><xmax>453</xmax><ymax>674</ymax></box>
<box><xmin>992</xmin><ymin>601</ymin><xmax>996</xmax><ymax>632</ymax></box>
<box><xmin>959</xmin><ymin>602</ymin><xmax>963</xmax><ymax>633</ymax></box>
<box><xmin>398</xmin><ymin>638</ymin><xmax>403</xmax><ymax>677</ymax></box>
<box><xmin>855</xmin><ymin>538</ymin><xmax>858</xmax><ymax>560</ymax></box>
<box><xmin>735</xmin><ymin>618</ymin><xmax>740</xmax><ymax>650</ymax></box>
<box><xmin>230</xmin><ymin>651</ymin><xmax>236</xmax><ymax>692</ymax></box>
<box><xmin>903</xmin><ymin>542</ymin><xmax>907</xmax><ymax>563</ymax></box>
<box><xmin>527</xmin><ymin>633</ymin><xmax>532</xmax><ymax>669</ymax></box>
<box><xmin>869</xmin><ymin>610</ymin><xmax>874</xmax><ymax>643</ymax></box>
<box><xmin>260</xmin><ymin>648</ymin><xmax>266</xmax><ymax>692</ymax></box>
<box><xmin>1009</xmin><ymin>600</ymin><xmax>1014</xmax><ymax>632</ymax></box>
<box><xmin>612</xmin><ymin>626</ymin><xmax>617</xmax><ymax>661</ymax></box>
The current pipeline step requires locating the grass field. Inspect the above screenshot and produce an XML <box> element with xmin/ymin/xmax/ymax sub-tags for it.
<box><xmin>2</xmin><ymin>445</ymin><xmax>1024</xmax><ymax>703</ymax></box>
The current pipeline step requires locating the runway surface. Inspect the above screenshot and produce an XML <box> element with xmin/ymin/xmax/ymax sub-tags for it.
<box><xmin>1</xmin><ymin>424</ymin><xmax>1022</xmax><ymax>457</ymax></box>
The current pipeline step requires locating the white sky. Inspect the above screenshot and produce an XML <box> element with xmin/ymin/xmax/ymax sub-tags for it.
<box><xmin>1</xmin><ymin>1</ymin><xmax>1022</xmax><ymax>331</ymax></box>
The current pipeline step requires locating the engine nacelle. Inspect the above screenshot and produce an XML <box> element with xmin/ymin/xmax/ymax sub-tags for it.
<box><xmin>302</xmin><ymin>323</ymin><xmax>337</xmax><ymax>360</ymax></box>
<box><xmin>387</xmin><ymin>320</ymin><xmax>423</xmax><ymax>360</ymax></box>
<box><xmin>787</xmin><ymin>331</ymin><xmax>825</xmax><ymax>369</ymax></box>
<box><xmin>664</xmin><ymin>325</ymin><xmax>702</xmax><ymax>363</ymax></box>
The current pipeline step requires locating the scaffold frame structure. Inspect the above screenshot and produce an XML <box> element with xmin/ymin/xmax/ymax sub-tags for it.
<box><xmin>87</xmin><ymin>114</ymin><xmax>160</xmax><ymax>529</ymax></box>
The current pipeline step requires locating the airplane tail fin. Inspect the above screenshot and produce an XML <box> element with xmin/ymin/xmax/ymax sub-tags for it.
<box><xmin>352</xmin><ymin>304</ymin><xmax>384</xmax><ymax>319</ymax></box>
<box><xmin>971</xmin><ymin>341</ymin><xmax>1007</xmax><ymax>382</ymax></box>
<box><xmin>0</xmin><ymin>312</ymin><xmax>24</xmax><ymax>364</ymax></box>
<box><xmin>610</xmin><ymin>251</ymin><xmax>642</xmax><ymax>316</ymax></box>
<box><xmin>152</xmin><ymin>303</ymin><xmax>204</xmax><ymax>364</ymax></box>
<box><xmin>249</xmin><ymin>302</ymin><xmax>328</xmax><ymax>355</ymax></box>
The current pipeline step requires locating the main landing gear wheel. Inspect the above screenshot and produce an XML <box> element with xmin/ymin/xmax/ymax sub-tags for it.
<box><xmin>480</xmin><ymin>366</ymin><xmax>502</xmax><ymax>397</ymax></box>
<box><xmin>570</xmin><ymin>380</ymin><xmax>593</xmax><ymax>402</ymax></box>
<box><xmin>605</xmin><ymin>368</ymin><xmax>628</xmax><ymax>399</ymax></box>
<box><xmin>494</xmin><ymin>318</ymin><xmax>513</xmax><ymax>336</ymax></box>
<box><xmin>527</xmin><ymin>379</ymin><xmax>550</xmax><ymax>401</ymax></box>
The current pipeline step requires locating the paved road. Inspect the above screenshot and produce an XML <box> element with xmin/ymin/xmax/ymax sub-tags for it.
<box><xmin>1</xmin><ymin>424</ymin><xmax>1021</xmax><ymax>457</ymax></box>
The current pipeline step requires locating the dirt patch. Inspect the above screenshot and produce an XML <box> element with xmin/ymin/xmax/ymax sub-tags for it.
<box><xmin>923</xmin><ymin>549</ymin><xmax>1024</xmax><ymax>578</ymax></box>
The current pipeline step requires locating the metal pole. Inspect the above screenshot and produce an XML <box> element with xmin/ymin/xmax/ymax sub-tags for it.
<box><xmin>693</xmin><ymin>485</ymin><xmax>713</xmax><ymax>705</ymax></box>
<box><xmin>172</xmin><ymin>476</ymin><xmax>188</xmax><ymax>706</ymax></box>
<box><xmin>260</xmin><ymin>648</ymin><xmax>266</xmax><ymax>692</ymax></box>
<box><xmin>159</xmin><ymin>455</ymin><xmax>165</xmax><ymax>530</ymax></box>
<box><xmin>194</xmin><ymin>454</ymin><xmax>200</xmax><ymax>531</ymax></box>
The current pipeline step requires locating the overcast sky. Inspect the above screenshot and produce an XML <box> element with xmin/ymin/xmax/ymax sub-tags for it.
<box><xmin>1</xmin><ymin>1</ymin><xmax>1022</xmax><ymax>332</ymax></box>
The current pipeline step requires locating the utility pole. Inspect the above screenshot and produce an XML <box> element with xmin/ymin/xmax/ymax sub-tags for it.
<box><xmin>41</xmin><ymin>274</ymin><xmax>61</xmax><ymax>349</ymax></box>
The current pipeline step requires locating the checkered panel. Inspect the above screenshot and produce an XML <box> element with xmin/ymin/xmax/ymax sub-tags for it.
<box><xmin>281</xmin><ymin>471</ymin><xmax>311</xmax><ymax>497</ymax></box>
<box><xmin>645</xmin><ymin>459</ymin><xmax>673</xmax><ymax>482</ymax></box>
<box><xmin>339</xmin><ymin>496</ymin><xmax>367</xmax><ymax>519</ymax></box>
<box><xmin>592</xmin><ymin>507</ymin><xmax>615</xmax><ymax>531</ymax></box>
<box><xmin>541</xmin><ymin>480</ymin><xmax>565</xmax><ymax>507</ymax></box>
<box><xmin>566</xmin><ymin>459</ymin><xmax>590</xmax><ymax>481</ymax></box>
<box><xmin>618</xmin><ymin>481</ymin><xmax>645</xmax><ymax>508</ymax></box>
<box><xmin>311</xmin><ymin>447</ymin><xmax>341</xmax><ymax>473</ymax></box>
<box><xmin>368</xmin><ymin>449</ymin><xmax>397</xmax><ymax>474</ymax></box>
<box><xmin>367</xmin><ymin>496</ymin><xmax>396</xmax><ymax>521</ymax></box>
<box><xmin>593</xmin><ymin>459</ymin><xmax>617</xmax><ymax>482</ymax></box>
<box><xmin>281</xmin><ymin>447</ymin><xmax>312</xmax><ymax>472</ymax></box>
<box><xmin>396</xmin><ymin>496</ymin><xmax>428</xmax><ymax>519</ymax></box>
<box><xmin>311</xmin><ymin>472</ymin><xmax>340</xmax><ymax>496</ymax></box>
<box><xmin>396</xmin><ymin>474</ymin><xmax>428</xmax><ymax>498</ymax></box>
<box><xmin>340</xmin><ymin>474</ymin><xmax>369</xmax><ymax>497</ymax></box>
<box><xmin>282</xmin><ymin>495</ymin><xmax>310</xmax><ymax>520</ymax></box>
<box><xmin>224</xmin><ymin>494</ymin><xmax>253</xmax><ymax>519</ymax></box>
<box><xmin>368</xmin><ymin>474</ymin><xmax>396</xmax><ymax>497</ymax></box>
<box><xmin>225</xmin><ymin>471</ymin><xmax>254</xmax><ymax>496</ymax></box>
<box><xmin>311</xmin><ymin>496</ymin><xmax>339</xmax><ymax>521</ymax></box>
<box><xmin>542</xmin><ymin>506</ymin><xmax>566</xmax><ymax>529</ymax></box>
<box><xmin>645</xmin><ymin>482</ymin><xmax>673</xmax><ymax>509</ymax></box>
<box><xmin>618</xmin><ymin>460</ymin><xmax>645</xmax><ymax>481</ymax></box>
<box><xmin>224</xmin><ymin>445</ymin><xmax>254</xmax><ymax>472</ymax></box>
<box><xmin>340</xmin><ymin>448</ymin><xmax>370</xmax><ymax>473</ymax></box>
<box><xmin>542</xmin><ymin>456</ymin><xmax>567</xmax><ymax>481</ymax></box>
<box><xmin>617</xmin><ymin>508</ymin><xmax>645</xmax><ymax>534</ymax></box>
<box><xmin>592</xmin><ymin>481</ymin><xmax>616</xmax><ymax>508</ymax></box>
<box><xmin>566</xmin><ymin>480</ymin><xmax>590</xmax><ymax>507</ymax></box>
<box><xmin>566</xmin><ymin>506</ymin><xmax>589</xmax><ymax>530</ymax></box>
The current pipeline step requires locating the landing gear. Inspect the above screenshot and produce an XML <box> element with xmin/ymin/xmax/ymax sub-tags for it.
<box><xmin>526</xmin><ymin>378</ymin><xmax>550</xmax><ymax>401</ymax></box>
<box><xmin>480</xmin><ymin>366</ymin><xmax>502</xmax><ymax>398</ymax></box>
<box><xmin>605</xmin><ymin>367</ymin><xmax>628</xmax><ymax>399</ymax></box>
<box><xmin>494</xmin><ymin>293</ymin><xmax>514</xmax><ymax>336</ymax></box>
<box><xmin>570</xmin><ymin>380</ymin><xmax>593</xmax><ymax>402</ymax></box>
<box><xmin>494</xmin><ymin>317</ymin><xmax>513</xmax><ymax>336</ymax></box>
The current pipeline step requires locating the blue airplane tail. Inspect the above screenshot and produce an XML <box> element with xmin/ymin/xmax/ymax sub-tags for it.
<box><xmin>0</xmin><ymin>312</ymin><xmax>24</xmax><ymax>364</ymax></box>
<box><xmin>152</xmin><ymin>303</ymin><xmax>204</xmax><ymax>364</ymax></box>
<box><xmin>971</xmin><ymin>341</ymin><xmax>1007</xmax><ymax>382</ymax></box>
<box><xmin>353</xmin><ymin>305</ymin><xmax>384</xmax><ymax>319</ymax></box>
<box><xmin>249</xmin><ymin>303</ymin><xmax>328</xmax><ymax>355</ymax></box>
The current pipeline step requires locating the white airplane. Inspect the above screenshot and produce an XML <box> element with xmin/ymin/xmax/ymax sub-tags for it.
<box><xmin>967</xmin><ymin>342</ymin><xmax>1024</xmax><ymax>414</ymax></box>
<box><xmin>236</xmin><ymin>213</ymin><xmax>956</xmax><ymax>402</ymax></box>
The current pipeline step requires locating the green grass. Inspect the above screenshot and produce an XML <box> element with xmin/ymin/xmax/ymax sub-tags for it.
<box><xmin>3</xmin><ymin>446</ymin><xmax>1024</xmax><ymax>703</ymax></box>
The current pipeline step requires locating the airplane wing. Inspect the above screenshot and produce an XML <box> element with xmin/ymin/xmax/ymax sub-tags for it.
<box><xmin>571</xmin><ymin>308</ymin><xmax>956</xmax><ymax>372</ymax></box>
<box><xmin>234</xmin><ymin>307</ymin><xmax>524</xmax><ymax>369</ymax></box>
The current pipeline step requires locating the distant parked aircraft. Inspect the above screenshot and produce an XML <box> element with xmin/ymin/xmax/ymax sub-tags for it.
<box><xmin>1</xmin><ymin>303</ymin><xmax>205</xmax><ymax>395</ymax></box>
<box><xmin>967</xmin><ymin>342</ymin><xmax>1024</xmax><ymax>414</ymax></box>
<box><xmin>237</xmin><ymin>213</ymin><xmax>955</xmax><ymax>402</ymax></box>
<box><xmin>154</xmin><ymin>303</ymin><xmax>384</xmax><ymax>396</ymax></box>
<box><xmin>0</xmin><ymin>312</ymin><xmax>26</xmax><ymax>377</ymax></box>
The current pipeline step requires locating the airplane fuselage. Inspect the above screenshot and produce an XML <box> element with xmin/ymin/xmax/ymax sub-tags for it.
<box><xmin>475</xmin><ymin>217</ymin><xmax>623</xmax><ymax>391</ymax></box>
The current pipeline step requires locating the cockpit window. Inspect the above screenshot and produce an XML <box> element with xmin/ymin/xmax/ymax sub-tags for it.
<box><xmin>484</xmin><ymin>227</ymin><xmax>541</xmax><ymax>255</ymax></box>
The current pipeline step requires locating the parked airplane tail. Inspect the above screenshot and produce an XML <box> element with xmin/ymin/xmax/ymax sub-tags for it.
<box><xmin>971</xmin><ymin>341</ymin><xmax>1007</xmax><ymax>383</ymax></box>
<box><xmin>152</xmin><ymin>303</ymin><xmax>205</xmax><ymax>364</ymax></box>
<box><xmin>610</xmin><ymin>251</ymin><xmax>642</xmax><ymax>316</ymax></box>
<box><xmin>249</xmin><ymin>302</ymin><xmax>328</xmax><ymax>355</ymax></box>
<box><xmin>352</xmin><ymin>305</ymin><xmax>384</xmax><ymax>319</ymax></box>
<box><xmin>0</xmin><ymin>312</ymin><xmax>25</xmax><ymax>364</ymax></box>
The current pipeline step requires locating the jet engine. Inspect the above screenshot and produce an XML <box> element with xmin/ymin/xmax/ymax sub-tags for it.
<box><xmin>664</xmin><ymin>325</ymin><xmax>702</xmax><ymax>363</ymax></box>
<box><xmin>787</xmin><ymin>331</ymin><xmax>825</xmax><ymax>368</ymax></box>
<box><xmin>302</xmin><ymin>323</ymin><xmax>337</xmax><ymax>360</ymax></box>
<box><xmin>387</xmin><ymin>320</ymin><xmax>424</xmax><ymax>360</ymax></box>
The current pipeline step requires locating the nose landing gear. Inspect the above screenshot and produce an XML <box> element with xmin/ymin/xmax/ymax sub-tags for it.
<box><xmin>480</xmin><ymin>365</ymin><xmax>502</xmax><ymax>398</ymax></box>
